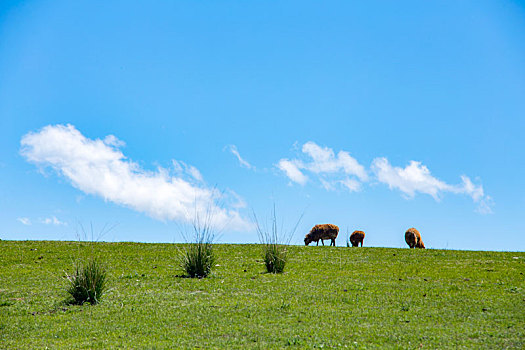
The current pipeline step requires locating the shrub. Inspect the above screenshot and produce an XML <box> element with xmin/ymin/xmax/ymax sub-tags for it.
<box><xmin>66</xmin><ymin>258</ymin><xmax>107</xmax><ymax>305</ymax></box>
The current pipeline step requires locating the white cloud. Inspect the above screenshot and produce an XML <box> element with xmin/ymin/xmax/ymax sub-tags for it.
<box><xmin>339</xmin><ymin>178</ymin><xmax>361</xmax><ymax>192</ymax></box>
<box><xmin>103</xmin><ymin>135</ymin><xmax>125</xmax><ymax>147</ymax></box>
<box><xmin>319</xmin><ymin>178</ymin><xmax>334</xmax><ymax>191</ymax></box>
<box><xmin>21</xmin><ymin>124</ymin><xmax>250</xmax><ymax>230</ymax></box>
<box><xmin>224</xmin><ymin>189</ymin><xmax>248</xmax><ymax>209</ymax></box>
<box><xmin>458</xmin><ymin>175</ymin><xmax>484</xmax><ymax>202</ymax></box>
<box><xmin>371</xmin><ymin>158</ymin><xmax>451</xmax><ymax>199</ymax></box>
<box><xmin>475</xmin><ymin>196</ymin><xmax>494</xmax><ymax>215</ymax></box>
<box><xmin>227</xmin><ymin>145</ymin><xmax>254</xmax><ymax>170</ymax></box>
<box><xmin>172</xmin><ymin>160</ymin><xmax>203</xmax><ymax>182</ymax></box>
<box><xmin>371</xmin><ymin>157</ymin><xmax>493</xmax><ymax>213</ymax></box>
<box><xmin>276</xmin><ymin>142</ymin><xmax>493</xmax><ymax>214</ymax></box>
<box><xmin>277</xmin><ymin>142</ymin><xmax>366</xmax><ymax>192</ymax></box>
<box><xmin>187</xmin><ymin>165</ymin><xmax>203</xmax><ymax>182</ymax></box>
<box><xmin>17</xmin><ymin>217</ymin><xmax>31</xmax><ymax>225</ymax></box>
<box><xmin>276</xmin><ymin>159</ymin><xmax>308</xmax><ymax>185</ymax></box>
<box><xmin>302</xmin><ymin>142</ymin><xmax>368</xmax><ymax>181</ymax></box>
<box><xmin>41</xmin><ymin>216</ymin><xmax>67</xmax><ymax>226</ymax></box>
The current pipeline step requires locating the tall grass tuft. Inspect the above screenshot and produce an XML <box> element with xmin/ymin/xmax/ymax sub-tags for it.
<box><xmin>66</xmin><ymin>258</ymin><xmax>107</xmax><ymax>305</ymax></box>
<box><xmin>181</xmin><ymin>240</ymin><xmax>215</xmax><ymax>278</ymax></box>
<box><xmin>180</xmin><ymin>210</ymin><xmax>216</xmax><ymax>278</ymax></box>
<box><xmin>254</xmin><ymin>205</ymin><xmax>302</xmax><ymax>274</ymax></box>
<box><xmin>262</xmin><ymin>240</ymin><xmax>287</xmax><ymax>274</ymax></box>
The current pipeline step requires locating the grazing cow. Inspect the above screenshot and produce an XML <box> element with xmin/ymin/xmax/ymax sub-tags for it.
<box><xmin>405</xmin><ymin>228</ymin><xmax>425</xmax><ymax>249</ymax></box>
<box><xmin>349</xmin><ymin>230</ymin><xmax>365</xmax><ymax>247</ymax></box>
<box><xmin>304</xmin><ymin>224</ymin><xmax>339</xmax><ymax>246</ymax></box>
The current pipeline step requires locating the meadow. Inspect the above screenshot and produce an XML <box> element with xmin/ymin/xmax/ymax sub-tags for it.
<box><xmin>0</xmin><ymin>240</ymin><xmax>524</xmax><ymax>349</ymax></box>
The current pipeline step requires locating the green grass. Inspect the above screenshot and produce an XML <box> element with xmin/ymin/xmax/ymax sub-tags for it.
<box><xmin>0</xmin><ymin>240</ymin><xmax>524</xmax><ymax>349</ymax></box>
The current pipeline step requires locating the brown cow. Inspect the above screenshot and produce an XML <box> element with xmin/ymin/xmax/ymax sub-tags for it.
<box><xmin>349</xmin><ymin>230</ymin><xmax>365</xmax><ymax>247</ymax></box>
<box><xmin>304</xmin><ymin>224</ymin><xmax>339</xmax><ymax>246</ymax></box>
<box><xmin>405</xmin><ymin>228</ymin><xmax>425</xmax><ymax>249</ymax></box>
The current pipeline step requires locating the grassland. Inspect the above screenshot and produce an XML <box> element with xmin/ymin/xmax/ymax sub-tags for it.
<box><xmin>1</xmin><ymin>240</ymin><xmax>524</xmax><ymax>349</ymax></box>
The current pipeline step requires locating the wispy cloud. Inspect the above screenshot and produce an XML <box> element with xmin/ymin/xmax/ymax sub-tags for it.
<box><xmin>227</xmin><ymin>145</ymin><xmax>254</xmax><ymax>170</ymax></box>
<box><xmin>277</xmin><ymin>159</ymin><xmax>308</xmax><ymax>185</ymax></box>
<box><xmin>17</xmin><ymin>217</ymin><xmax>31</xmax><ymax>225</ymax></box>
<box><xmin>371</xmin><ymin>157</ymin><xmax>492</xmax><ymax>213</ymax></box>
<box><xmin>475</xmin><ymin>195</ymin><xmax>494</xmax><ymax>215</ymax></box>
<box><xmin>172</xmin><ymin>160</ymin><xmax>204</xmax><ymax>182</ymax></box>
<box><xmin>277</xmin><ymin>142</ymin><xmax>493</xmax><ymax>214</ymax></box>
<box><xmin>302</xmin><ymin>142</ymin><xmax>368</xmax><ymax>181</ymax></box>
<box><xmin>276</xmin><ymin>142</ymin><xmax>367</xmax><ymax>192</ymax></box>
<box><xmin>371</xmin><ymin>158</ymin><xmax>452</xmax><ymax>200</ymax></box>
<box><xmin>21</xmin><ymin>124</ymin><xmax>251</xmax><ymax>230</ymax></box>
<box><xmin>41</xmin><ymin>216</ymin><xmax>67</xmax><ymax>226</ymax></box>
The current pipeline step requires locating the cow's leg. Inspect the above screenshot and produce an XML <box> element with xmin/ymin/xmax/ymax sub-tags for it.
<box><xmin>316</xmin><ymin>240</ymin><xmax>319</xmax><ymax>246</ymax></box>
<box><xmin>321</xmin><ymin>239</ymin><xmax>324</xmax><ymax>246</ymax></box>
<box><xmin>331</xmin><ymin>238</ymin><xmax>335</xmax><ymax>246</ymax></box>
<box><xmin>360</xmin><ymin>241</ymin><xmax>363</xmax><ymax>247</ymax></box>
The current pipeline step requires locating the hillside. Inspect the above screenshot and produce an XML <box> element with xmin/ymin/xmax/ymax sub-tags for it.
<box><xmin>1</xmin><ymin>241</ymin><xmax>524</xmax><ymax>348</ymax></box>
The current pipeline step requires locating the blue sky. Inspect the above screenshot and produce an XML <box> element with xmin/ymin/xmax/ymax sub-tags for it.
<box><xmin>1</xmin><ymin>1</ymin><xmax>524</xmax><ymax>250</ymax></box>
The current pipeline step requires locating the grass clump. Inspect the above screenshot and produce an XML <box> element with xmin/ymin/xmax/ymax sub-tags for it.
<box><xmin>65</xmin><ymin>258</ymin><xmax>107</xmax><ymax>305</ymax></box>
<box><xmin>180</xmin><ymin>211</ymin><xmax>217</xmax><ymax>278</ymax></box>
<box><xmin>263</xmin><ymin>240</ymin><xmax>287</xmax><ymax>274</ymax></box>
<box><xmin>181</xmin><ymin>240</ymin><xmax>215</xmax><ymax>278</ymax></box>
<box><xmin>254</xmin><ymin>205</ymin><xmax>301</xmax><ymax>274</ymax></box>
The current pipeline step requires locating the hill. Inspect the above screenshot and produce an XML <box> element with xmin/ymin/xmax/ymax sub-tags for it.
<box><xmin>1</xmin><ymin>240</ymin><xmax>524</xmax><ymax>348</ymax></box>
